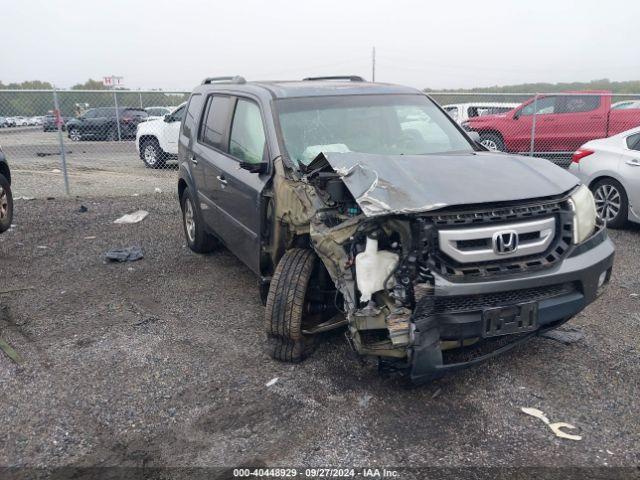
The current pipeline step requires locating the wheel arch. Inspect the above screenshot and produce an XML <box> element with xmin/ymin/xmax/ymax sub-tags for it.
<box><xmin>0</xmin><ymin>161</ymin><xmax>10</xmax><ymax>185</ymax></box>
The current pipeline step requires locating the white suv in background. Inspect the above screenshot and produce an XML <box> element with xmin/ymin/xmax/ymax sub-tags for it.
<box><xmin>135</xmin><ymin>103</ymin><xmax>185</xmax><ymax>168</ymax></box>
<box><xmin>442</xmin><ymin>102</ymin><xmax>519</xmax><ymax>124</ymax></box>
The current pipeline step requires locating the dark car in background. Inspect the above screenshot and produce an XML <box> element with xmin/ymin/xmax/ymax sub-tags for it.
<box><xmin>0</xmin><ymin>146</ymin><xmax>13</xmax><ymax>233</ymax></box>
<box><xmin>66</xmin><ymin>107</ymin><xmax>148</xmax><ymax>141</ymax></box>
<box><xmin>43</xmin><ymin>114</ymin><xmax>71</xmax><ymax>132</ymax></box>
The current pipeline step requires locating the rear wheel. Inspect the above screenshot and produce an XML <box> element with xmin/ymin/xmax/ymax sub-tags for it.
<box><xmin>180</xmin><ymin>187</ymin><xmax>218</xmax><ymax>253</ymax></box>
<box><xmin>0</xmin><ymin>173</ymin><xmax>13</xmax><ymax>233</ymax></box>
<box><xmin>591</xmin><ymin>178</ymin><xmax>628</xmax><ymax>228</ymax></box>
<box><xmin>479</xmin><ymin>132</ymin><xmax>505</xmax><ymax>152</ymax></box>
<box><xmin>140</xmin><ymin>138</ymin><xmax>166</xmax><ymax>169</ymax></box>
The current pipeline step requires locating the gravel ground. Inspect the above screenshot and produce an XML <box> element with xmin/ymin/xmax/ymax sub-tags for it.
<box><xmin>0</xmin><ymin>194</ymin><xmax>639</xmax><ymax>475</ymax></box>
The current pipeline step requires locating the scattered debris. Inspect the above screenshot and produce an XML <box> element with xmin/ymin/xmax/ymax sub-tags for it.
<box><xmin>37</xmin><ymin>245</ymin><xmax>48</xmax><ymax>250</ymax></box>
<box><xmin>430</xmin><ymin>388</ymin><xmax>442</xmax><ymax>400</ymax></box>
<box><xmin>51</xmin><ymin>168</ymin><xmax>61</xmax><ymax>173</ymax></box>
<box><xmin>630</xmin><ymin>293</ymin><xmax>639</xmax><ymax>298</ymax></box>
<box><xmin>540</xmin><ymin>327</ymin><xmax>585</xmax><ymax>345</ymax></box>
<box><xmin>358</xmin><ymin>393</ymin><xmax>373</xmax><ymax>407</ymax></box>
<box><xmin>84</xmin><ymin>236</ymin><xmax>96</xmax><ymax>240</ymax></box>
<box><xmin>105</xmin><ymin>246</ymin><xmax>144</xmax><ymax>263</ymax></box>
<box><xmin>113</xmin><ymin>210</ymin><xmax>148</xmax><ymax>224</ymax></box>
<box><xmin>0</xmin><ymin>337</ymin><xmax>23</xmax><ymax>364</ymax></box>
<box><xmin>520</xmin><ymin>407</ymin><xmax>582</xmax><ymax>441</ymax></box>
<box><xmin>78</xmin><ymin>205</ymin><xmax>88</xmax><ymax>213</ymax></box>
<box><xmin>36</xmin><ymin>151</ymin><xmax>72</xmax><ymax>157</ymax></box>
<box><xmin>265</xmin><ymin>377</ymin><xmax>278</xmax><ymax>387</ymax></box>
<box><xmin>0</xmin><ymin>286</ymin><xmax>34</xmax><ymax>295</ymax></box>
<box><xmin>154</xmin><ymin>187</ymin><xmax>162</xmax><ymax>193</ymax></box>
<box><xmin>14</xmin><ymin>196</ymin><xmax>34</xmax><ymax>201</ymax></box>
<box><xmin>134</xmin><ymin>316</ymin><xmax>160</xmax><ymax>327</ymax></box>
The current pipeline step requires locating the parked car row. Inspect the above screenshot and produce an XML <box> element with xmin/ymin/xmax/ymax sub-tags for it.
<box><xmin>0</xmin><ymin>115</ymin><xmax>45</xmax><ymax>127</ymax></box>
<box><xmin>65</xmin><ymin>107</ymin><xmax>148</xmax><ymax>141</ymax></box>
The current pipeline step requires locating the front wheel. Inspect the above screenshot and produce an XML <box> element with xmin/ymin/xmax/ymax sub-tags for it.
<box><xmin>479</xmin><ymin>132</ymin><xmax>505</xmax><ymax>152</ymax></box>
<box><xmin>0</xmin><ymin>173</ymin><xmax>13</xmax><ymax>233</ymax></box>
<box><xmin>140</xmin><ymin>138</ymin><xmax>166</xmax><ymax>169</ymax></box>
<box><xmin>591</xmin><ymin>178</ymin><xmax>628</xmax><ymax>229</ymax></box>
<box><xmin>265</xmin><ymin>248</ymin><xmax>333</xmax><ymax>363</ymax></box>
<box><xmin>68</xmin><ymin>128</ymin><xmax>81</xmax><ymax>141</ymax></box>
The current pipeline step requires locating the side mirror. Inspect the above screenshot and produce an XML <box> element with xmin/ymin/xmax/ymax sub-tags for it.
<box><xmin>163</xmin><ymin>114</ymin><xmax>172</xmax><ymax>123</ymax></box>
<box><xmin>513</xmin><ymin>111</ymin><xmax>520</xmax><ymax>120</ymax></box>
<box><xmin>239</xmin><ymin>161</ymin><xmax>268</xmax><ymax>174</ymax></box>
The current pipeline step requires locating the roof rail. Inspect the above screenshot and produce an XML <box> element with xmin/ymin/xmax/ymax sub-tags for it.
<box><xmin>201</xmin><ymin>76</ymin><xmax>246</xmax><ymax>85</ymax></box>
<box><xmin>302</xmin><ymin>75</ymin><xmax>366</xmax><ymax>82</ymax></box>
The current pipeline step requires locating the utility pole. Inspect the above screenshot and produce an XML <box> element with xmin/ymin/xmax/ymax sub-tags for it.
<box><xmin>371</xmin><ymin>46</ymin><xmax>376</xmax><ymax>82</ymax></box>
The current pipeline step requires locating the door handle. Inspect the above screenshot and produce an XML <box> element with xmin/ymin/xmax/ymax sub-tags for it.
<box><xmin>216</xmin><ymin>175</ymin><xmax>228</xmax><ymax>185</ymax></box>
<box><xmin>625</xmin><ymin>159</ymin><xmax>640</xmax><ymax>167</ymax></box>
<box><xmin>190</xmin><ymin>154</ymin><xmax>198</xmax><ymax>165</ymax></box>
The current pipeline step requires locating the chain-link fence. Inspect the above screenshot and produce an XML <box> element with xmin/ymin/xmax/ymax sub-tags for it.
<box><xmin>0</xmin><ymin>89</ymin><xmax>188</xmax><ymax>198</ymax></box>
<box><xmin>430</xmin><ymin>92</ymin><xmax>640</xmax><ymax>168</ymax></box>
<box><xmin>2</xmin><ymin>89</ymin><xmax>640</xmax><ymax>198</ymax></box>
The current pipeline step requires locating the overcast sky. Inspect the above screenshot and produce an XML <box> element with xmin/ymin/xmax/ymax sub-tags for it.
<box><xmin>2</xmin><ymin>0</ymin><xmax>638</xmax><ymax>91</ymax></box>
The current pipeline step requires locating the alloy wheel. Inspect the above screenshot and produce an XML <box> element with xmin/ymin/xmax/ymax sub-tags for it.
<box><xmin>69</xmin><ymin>129</ymin><xmax>81</xmax><ymax>141</ymax></box>
<box><xmin>144</xmin><ymin>144</ymin><xmax>157</xmax><ymax>166</ymax></box>
<box><xmin>0</xmin><ymin>186</ymin><xmax>8</xmax><ymax>220</ymax></box>
<box><xmin>481</xmin><ymin>139</ymin><xmax>498</xmax><ymax>151</ymax></box>
<box><xmin>184</xmin><ymin>197</ymin><xmax>196</xmax><ymax>243</ymax></box>
<box><xmin>594</xmin><ymin>184</ymin><xmax>621</xmax><ymax>223</ymax></box>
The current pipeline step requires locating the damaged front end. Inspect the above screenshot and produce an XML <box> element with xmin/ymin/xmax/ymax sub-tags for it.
<box><xmin>274</xmin><ymin>150</ymin><xmax>605</xmax><ymax>383</ymax></box>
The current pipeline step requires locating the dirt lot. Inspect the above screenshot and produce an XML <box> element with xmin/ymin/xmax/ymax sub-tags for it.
<box><xmin>0</xmin><ymin>127</ymin><xmax>176</xmax><ymax>198</ymax></box>
<box><xmin>0</xmin><ymin>194</ymin><xmax>639</xmax><ymax>475</ymax></box>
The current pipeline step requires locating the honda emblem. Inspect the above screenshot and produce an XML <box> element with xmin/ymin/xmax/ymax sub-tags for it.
<box><xmin>493</xmin><ymin>230</ymin><xmax>519</xmax><ymax>254</ymax></box>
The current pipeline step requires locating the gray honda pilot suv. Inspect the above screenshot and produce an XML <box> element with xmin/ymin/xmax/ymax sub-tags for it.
<box><xmin>177</xmin><ymin>76</ymin><xmax>614</xmax><ymax>383</ymax></box>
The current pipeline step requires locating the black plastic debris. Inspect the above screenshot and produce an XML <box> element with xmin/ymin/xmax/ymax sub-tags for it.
<box><xmin>105</xmin><ymin>246</ymin><xmax>144</xmax><ymax>263</ymax></box>
<box><xmin>540</xmin><ymin>327</ymin><xmax>584</xmax><ymax>345</ymax></box>
<box><xmin>78</xmin><ymin>205</ymin><xmax>88</xmax><ymax>213</ymax></box>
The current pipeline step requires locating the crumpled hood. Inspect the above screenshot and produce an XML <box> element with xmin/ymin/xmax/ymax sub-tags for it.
<box><xmin>318</xmin><ymin>151</ymin><xmax>579</xmax><ymax>217</ymax></box>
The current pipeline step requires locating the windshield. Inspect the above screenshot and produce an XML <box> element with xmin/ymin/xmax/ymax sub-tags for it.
<box><xmin>276</xmin><ymin>94</ymin><xmax>473</xmax><ymax>166</ymax></box>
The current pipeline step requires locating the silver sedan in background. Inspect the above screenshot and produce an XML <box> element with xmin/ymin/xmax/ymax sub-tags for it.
<box><xmin>569</xmin><ymin>126</ymin><xmax>640</xmax><ymax>228</ymax></box>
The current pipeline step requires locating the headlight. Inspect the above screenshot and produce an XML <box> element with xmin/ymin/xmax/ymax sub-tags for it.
<box><xmin>569</xmin><ymin>184</ymin><xmax>597</xmax><ymax>244</ymax></box>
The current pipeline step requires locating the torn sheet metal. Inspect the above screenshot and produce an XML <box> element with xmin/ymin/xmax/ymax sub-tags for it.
<box><xmin>317</xmin><ymin>151</ymin><xmax>580</xmax><ymax>217</ymax></box>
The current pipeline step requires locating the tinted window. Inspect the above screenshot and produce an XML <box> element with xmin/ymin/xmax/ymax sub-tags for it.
<box><xmin>444</xmin><ymin>107</ymin><xmax>458</xmax><ymax>121</ymax></box>
<box><xmin>557</xmin><ymin>96</ymin><xmax>600</xmax><ymax>113</ymax></box>
<box><xmin>201</xmin><ymin>96</ymin><xmax>232</xmax><ymax>150</ymax></box>
<box><xmin>627</xmin><ymin>133</ymin><xmax>640</xmax><ymax>151</ymax></box>
<box><xmin>229</xmin><ymin>99</ymin><xmax>266</xmax><ymax>164</ymax></box>
<box><xmin>83</xmin><ymin>109</ymin><xmax>98</xmax><ymax>119</ymax></box>
<box><xmin>183</xmin><ymin>94</ymin><xmax>203</xmax><ymax>139</ymax></box>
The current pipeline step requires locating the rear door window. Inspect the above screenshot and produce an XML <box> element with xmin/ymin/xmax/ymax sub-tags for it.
<box><xmin>200</xmin><ymin>96</ymin><xmax>233</xmax><ymax>150</ymax></box>
<box><xmin>229</xmin><ymin>99</ymin><xmax>266</xmax><ymax>164</ymax></box>
<box><xmin>556</xmin><ymin>96</ymin><xmax>600</xmax><ymax>114</ymax></box>
<box><xmin>182</xmin><ymin>94</ymin><xmax>203</xmax><ymax>140</ymax></box>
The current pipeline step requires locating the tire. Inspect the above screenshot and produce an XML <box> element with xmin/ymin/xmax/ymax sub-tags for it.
<box><xmin>180</xmin><ymin>187</ymin><xmax>218</xmax><ymax>253</ymax></box>
<box><xmin>479</xmin><ymin>132</ymin><xmax>505</xmax><ymax>152</ymax></box>
<box><xmin>264</xmin><ymin>248</ymin><xmax>320</xmax><ymax>363</ymax></box>
<box><xmin>68</xmin><ymin>128</ymin><xmax>81</xmax><ymax>141</ymax></box>
<box><xmin>0</xmin><ymin>173</ymin><xmax>13</xmax><ymax>233</ymax></box>
<box><xmin>140</xmin><ymin>138</ymin><xmax>166</xmax><ymax>169</ymax></box>
<box><xmin>591</xmin><ymin>178</ymin><xmax>628</xmax><ymax>229</ymax></box>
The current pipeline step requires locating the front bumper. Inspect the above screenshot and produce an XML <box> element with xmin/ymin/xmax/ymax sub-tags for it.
<box><xmin>410</xmin><ymin>227</ymin><xmax>614</xmax><ymax>383</ymax></box>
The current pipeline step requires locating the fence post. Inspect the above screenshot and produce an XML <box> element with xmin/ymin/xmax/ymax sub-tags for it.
<box><xmin>139</xmin><ymin>91</ymin><xmax>143</xmax><ymax>108</ymax></box>
<box><xmin>52</xmin><ymin>88</ymin><xmax>70</xmax><ymax>195</ymax></box>
<box><xmin>113</xmin><ymin>90</ymin><xmax>122</xmax><ymax>142</ymax></box>
<box><xmin>529</xmin><ymin>94</ymin><xmax>538</xmax><ymax>157</ymax></box>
